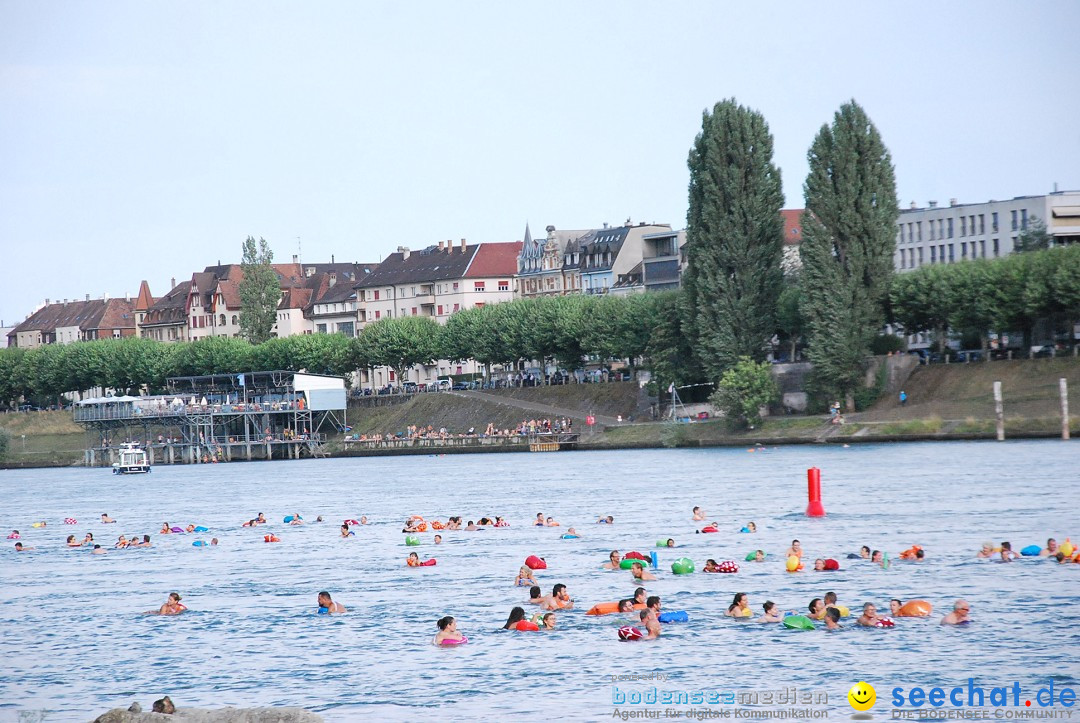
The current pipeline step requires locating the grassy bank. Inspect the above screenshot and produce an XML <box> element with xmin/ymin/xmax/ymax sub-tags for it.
<box><xmin>0</xmin><ymin>410</ymin><xmax>85</xmax><ymax>467</ymax></box>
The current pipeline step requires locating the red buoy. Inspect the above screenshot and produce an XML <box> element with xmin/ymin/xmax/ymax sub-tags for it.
<box><xmin>806</xmin><ymin>467</ymin><xmax>826</xmax><ymax>517</ymax></box>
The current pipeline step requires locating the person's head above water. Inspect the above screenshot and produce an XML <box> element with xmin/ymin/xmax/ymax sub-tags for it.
<box><xmin>504</xmin><ymin>606</ymin><xmax>526</xmax><ymax>628</ymax></box>
<box><xmin>809</xmin><ymin>597</ymin><xmax>823</xmax><ymax>614</ymax></box>
<box><xmin>824</xmin><ymin>591</ymin><xmax>837</xmax><ymax>605</ymax></box>
<box><xmin>618</xmin><ymin>599</ymin><xmax>634</xmax><ymax>612</ymax></box>
<box><xmin>437</xmin><ymin>615</ymin><xmax>455</xmax><ymax>631</ymax></box>
<box><xmin>666</xmin><ymin>539</ymin><xmax>675</xmax><ymax>547</ymax></box>
<box><xmin>318</xmin><ymin>591</ymin><xmax>333</xmax><ymax>607</ymax></box>
<box><xmin>814</xmin><ymin>558</ymin><xmax>826</xmax><ymax>570</ymax></box>
<box><xmin>633</xmin><ymin>587</ymin><xmax>647</xmax><ymax>604</ymax></box>
<box><xmin>529</xmin><ymin>585</ymin><xmax>541</xmax><ymax>599</ymax></box>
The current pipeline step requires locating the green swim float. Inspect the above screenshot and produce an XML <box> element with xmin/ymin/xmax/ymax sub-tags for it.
<box><xmin>671</xmin><ymin>558</ymin><xmax>695</xmax><ymax>575</ymax></box>
<box><xmin>783</xmin><ymin>615</ymin><xmax>816</xmax><ymax>630</ymax></box>
<box><xmin>405</xmin><ymin>535</ymin><xmax>421</xmax><ymax>546</ymax></box>
<box><xmin>744</xmin><ymin>551</ymin><xmax>767</xmax><ymax>562</ymax></box>
<box><xmin>620</xmin><ymin>558</ymin><xmax>646</xmax><ymax>570</ymax></box>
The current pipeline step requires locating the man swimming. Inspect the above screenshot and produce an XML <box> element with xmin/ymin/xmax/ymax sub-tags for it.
<box><xmin>692</xmin><ymin>506</ymin><xmax>706</xmax><ymax>521</ymax></box>
<box><xmin>787</xmin><ymin>540</ymin><xmax>802</xmax><ymax>558</ymax></box>
<box><xmin>941</xmin><ymin>600</ymin><xmax>971</xmax><ymax>625</ymax></box>
<box><xmin>640</xmin><ymin>609</ymin><xmax>661</xmax><ymax>639</ymax></box>
<box><xmin>630</xmin><ymin>562</ymin><xmax>656</xmax><ymax>581</ymax></box>
<box><xmin>1040</xmin><ymin>538</ymin><xmax>1058</xmax><ymax>557</ymax></box>
<box><xmin>823</xmin><ymin>607</ymin><xmax>842</xmax><ymax>629</ymax></box>
<box><xmin>318</xmin><ymin>591</ymin><xmax>346</xmax><ymax>614</ymax></box>
<box><xmin>542</xmin><ymin>584</ymin><xmax>574</xmax><ymax>610</ymax></box>
<box><xmin>603</xmin><ymin>551</ymin><xmax>622</xmax><ymax>570</ymax></box>
<box><xmin>101</xmin><ymin>513</ymin><xmax>116</xmax><ymax>524</ymax></box>
<box><xmin>856</xmin><ymin>602</ymin><xmax>881</xmax><ymax>627</ymax></box>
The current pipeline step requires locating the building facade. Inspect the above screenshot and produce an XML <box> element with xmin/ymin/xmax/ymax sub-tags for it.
<box><xmin>7</xmin><ymin>296</ymin><xmax>136</xmax><ymax>348</ymax></box>
<box><xmin>894</xmin><ymin>191</ymin><xmax>1080</xmax><ymax>272</ymax></box>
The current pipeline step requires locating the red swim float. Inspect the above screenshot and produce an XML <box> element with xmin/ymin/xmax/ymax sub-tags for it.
<box><xmin>264</xmin><ymin>534</ymin><xmax>280</xmax><ymax>543</ymax></box>
<box><xmin>618</xmin><ymin>626</ymin><xmax>644</xmax><ymax>641</ymax></box>
<box><xmin>701</xmin><ymin>526</ymin><xmax>719</xmax><ymax>534</ymax></box>
<box><xmin>525</xmin><ymin>555</ymin><xmax>547</xmax><ymax>570</ymax></box>
<box><xmin>515</xmin><ymin>620</ymin><xmax>540</xmax><ymax>632</ymax></box>
<box><xmin>823</xmin><ymin>559</ymin><xmax>840</xmax><ymax>571</ymax></box>
<box><xmin>343</xmin><ymin>519</ymin><xmax>360</xmax><ymax>526</ymax></box>
<box><xmin>717</xmin><ymin>560</ymin><xmax>739</xmax><ymax>573</ymax></box>
<box><xmin>624</xmin><ymin>551</ymin><xmax>648</xmax><ymax>561</ymax></box>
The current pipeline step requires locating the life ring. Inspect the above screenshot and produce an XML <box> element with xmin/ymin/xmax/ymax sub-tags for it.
<box><xmin>618</xmin><ymin>559</ymin><xmax>645</xmax><ymax>570</ymax></box>
<box><xmin>263</xmin><ymin>534</ymin><xmax>280</xmax><ymax>543</ymax></box>
<box><xmin>896</xmin><ymin>600</ymin><xmax>933</xmax><ymax>617</ymax></box>
<box><xmin>64</xmin><ymin>518</ymin><xmax>78</xmax><ymax>525</ymax></box>
<box><xmin>561</xmin><ymin>534</ymin><xmax>580</xmax><ymax>539</ymax></box>
<box><xmin>525</xmin><ymin>555</ymin><xmax>547</xmax><ymax>570</ymax></box>
<box><xmin>515</xmin><ymin>620</ymin><xmax>540</xmax><ymax>632</ymax></box>
<box><xmin>617</xmin><ymin>626</ymin><xmax>644</xmax><ymax>641</ymax></box>
<box><xmin>440</xmin><ymin>636</ymin><xmax>468</xmax><ymax>646</ymax></box>
<box><xmin>782</xmin><ymin>615</ymin><xmax>815</xmax><ymax>630</ymax></box>
<box><xmin>192</xmin><ymin>540</ymin><xmax>207</xmax><ymax>547</ymax></box>
<box><xmin>586</xmin><ymin>601</ymin><xmax>646</xmax><ymax>616</ymax></box>
<box><xmin>899</xmin><ymin>545</ymin><xmax>922</xmax><ymax>560</ymax></box>
<box><xmin>875</xmin><ymin>616</ymin><xmax>896</xmax><ymax>628</ymax></box>
<box><xmin>717</xmin><ymin>560</ymin><xmax>739</xmax><ymax>573</ymax></box>
<box><xmin>658</xmin><ymin>611</ymin><xmax>689</xmax><ymax>623</ymax></box>
<box><xmin>701</xmin><ymin>526</ymin><xmax>719</xmax><ymax>534</ymax></box>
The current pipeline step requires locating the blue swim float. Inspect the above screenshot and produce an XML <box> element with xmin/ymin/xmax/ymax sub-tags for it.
<box><xmin>658</xmin><ymin>611</ymin><xmax>689</xmax><ymax>623</ymax></box>
<box><xmin>283</xmin><ymin>516</ymin><xmax>294</xmax><ymax>523</ymax></box>
<box><xmin>561</xmin><ymin>534</ymin><xmax>580</xmax><ymax>539</ymax></box>
<box><xmin>192</xmin><ymin>540</ymin><xmax>207</xmax><ymax>547</ymax></box>
<box><xmin>317</xmin><ymin>606</ymin><xmax>329</xmax><ymax>615</ymax></box>
<box><xmin>194</xmin><ymin>526</ymin><xmax>209</xmax><ymax>533</ymax></box>
<box><xmin>1020</xmin><ymin>545</ymin><xmax>1041</xmax><ymax>557</ymax></box>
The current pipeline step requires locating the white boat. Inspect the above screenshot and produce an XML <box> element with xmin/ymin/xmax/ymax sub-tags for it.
<box><xmin>112</xmin><ymin>443</ymin><xmax>151</xmax><ymax>474</ymax></box>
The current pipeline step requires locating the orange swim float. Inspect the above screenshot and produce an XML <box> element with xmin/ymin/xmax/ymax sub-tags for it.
<box><xmin>586</xmin><ymin>601</ymin><xmax>646</xmax><ymax>616</ymax></box>
<box><xmin>899</xmin><ymin>545</ymin><xmax>922</xmax><ymax>560</ymax></box>
<box><xmin>896</xmin><ymin>600</ymin><xmax>933</xmax><ymax>617</ymax></box>
<box><xmin>430</xmin><ymin>520</ymin><xmax>445</xmax><ymax>530</ymax></box>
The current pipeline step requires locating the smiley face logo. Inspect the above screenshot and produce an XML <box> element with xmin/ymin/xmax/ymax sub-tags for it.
<box><xmin>848</xmin><ymin>681</ymin><xmax>876</xmax><ymax>711</ymax></box>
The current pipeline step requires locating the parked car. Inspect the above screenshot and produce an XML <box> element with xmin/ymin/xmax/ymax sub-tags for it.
<box><xmin>1032</xmin><ymin>345</ymin><xmax>1058</xmax><ymax>358</ymax></box>
<box><xmin>451</xmin><ymin>382</ymin><xmax>471</xmax><ymax>391</ymax></box>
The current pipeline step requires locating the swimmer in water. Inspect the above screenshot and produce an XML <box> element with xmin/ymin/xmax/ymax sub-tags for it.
<box><xmin>808</xmin><ymin>598</ymin><xmax>826</xmax><ymax>620</ymax></box>
<box><xmin>940</xmin><ymin>599</ymin><xmax>970</xmax><ymax>625</ymax></box>
<box><xmin>824</xmin><ymin>591</ymin><xmax>839</xmax><ymax>610</ymax></box>
<box><xmin>746</xmin><ymin>521</ymin><xmax>757</xmax><ymax>533</ymax></box>
<box><xmin>999</xmin><ymin>542</ymin><xmax>1020</xmax><ymax>562</ymax></box>
<box><xmin>538</xmin><ymin>612</ymin><xmax>556</xmax><ymax>630</ymax></box>
<box><xmin>290</xmin><ymin>514</ymin><xmax>304</xmax><ymax>526</ymax></box>
<box><xmin>860</xmin><ymin>545</ymin><xmax>871</xmax><ymax>559</ymax></box>
<box><xmin>646</xmin><ymin>595</ymin><xmax>661</xmax><ymax>619</ymax></box>
<box><xmin>824</xmin><ymin>607</ymin><xmax>842</xmax><ymax>629</ymax></box>
<box><xmin>752</xmin><ymin>550</ymin><xmax>765</xmax><ymax>562</ymax></box>
<box><xmin>148</xmin><ymin>592</ymin><xmax>186</xmax><ymax>615</ymax></box>
<box><xmin>703</xmin><ymin>559</ymin><xmax>720</xmax><ymax>573</ymax></box>
<box><xmin>640</xmin><ymin>609</ymin><xmax>661</xmax><ymax>640</ymax></box>
<box><xmin>407</xmin><ymin>552</ymin><xmax>421</xmax><ymax>567</ymax></box>
<box><xmin>630</xmin><ymin>562</ymin><xmax>656</xmax><ymax>582</ymax></box>
<box><xmin>545</xmin><ymin>516</ymin><xmax>560</xmax><ymax>527</ymax></box>
<box><xmin>603</xmin><ymin>551</ymin><xmax>622</xmax><ymax>570</ymax></box>
<box><xmin>618</xmin><ymin>599</ymin><xmax>636</xmax><ymax>613</ymax></box>
<box><xmin>813</xmin><ymin>558</ymin><xmax>826</xmax><ymax>571</ymax></box>
<box><xmin>318</xmin><ymin>591</ymin><xmax>346</xmax><ymax>614</ymax></box>
<box><xmin>871</xmin><ymin>550</ymin><xmax>884</xmax><ymax>564</ymax></box>
<box><xmin>633</xmin><ymin>588</ymin><xmax>647</xmax><ymax>606</ymax></box>
<box><xmin>786</xmin><ymin>540</ymin><xmax>802</xmax><ymax>558</ymax></box>
<box><xmin>665</xmin><ymin>538</ymin><xmax>675</xmax><ymax>547</ymax></box>
<box><xmin>535</xmin><ymin>513</ymin><xmax>545</xmax><ymax>527</ymax></box>
<box><xmin>66</xmin><ymin>535</ymin><xmax>81</xmax><ymax>547</ymax></box>
<box><xmin>210</xmin><ymin>538</ymin><xmax>218</xmax><ymax>546</ymax></box>
<box><xmin>856</xmin><ymin>602</ymin><xmax>882</xmax><ymax>627</ymax></box>
<box><xmin>727</xmin><ymin>593</ymin><xmax>751</xmax><ymax>618</ymax></box>
<box><xmin>976</xmin><ymin>542</ymin><xmax>994</xmax><ymax>558</ymax></box>
<box><xmin>160</xmin><ymin>523</ymin><xmax>171</xmax><ymax>534</ymax></box>
<box><xmin>341</xmin><ymin>524</ymin><xmax>354</xmax><ymax>537</ymax></box>
<box><xmin>515</xmin><ymin>565</ymin><xmax>538</xmax><ymax>587</ymax></box>
<box><xmin>256</xmin><ymin>513</ymin><xmax>266</xmax><ymax>524</ymax></box>
<box><xmin>564</xmin><ymin>527</ymin><xmax>579</xmax><ymax>537</ymax></box>
<box><xmin>140</xmin><ymin>535</ymin><xmax>151</xmax><ymax>547</ymax></box>
<box><xmin>91</xmin><ymin>544</ymin><xmax>106</xmax><ymax>554</ymax></box>
<box><xmin>15</xmin><ymin>542</ymin><xmax>34</xmax><ymax>551</ymax></box>
<box><xmin>433</xmin><ymin>616</ymin><xmax>464</xmax><ymax>645</ymax></box>
<box><xmin>889</xmin><ymin>598</ymin><xmax>903</xmax><ymax>616</ymax></box>
<box><xmin>541</xmin><ymin>583</ymin><xmax>574</xmax><ymax>611</ymax></box>
<box><xmin>464</xmin><ymin>521</ymin><xmax>477</xmax><ymax>531</ymax></box>
<box><xmin>434</xmin><ymin>534</ymin><xmax>442</xmax><ymax>544</ymax></box>
<box><xmin>101</xmin><ymin>513</ymin><xmax>115</xmax><ymax>524</ymax></box>
<box><xmin>692</xmin><ymin>506</ymin><xmax>706</xmax><ymax>521</ymax></box>
<box><xmin>503</xmin><ymin>606</ymin><xmax>526</xmax><ymax>629</ymax></box>
<box><xmin>527</xmin><ymin>585</ymin><xmax>543</xmax><ymax>604</ymax></box>
<box><xmin>115</xmin><ymin>535</ymin><xmax>128</xmax><ymax>549</ymax></box>
<box><xmin>359</xmin><ymin>516</ymin><xmax>369</xmax><ymax>525</ymax></box>
<box><xmin>758</xmin><ymin>601</ymin><xmax>782</xmax><ymax>623</ymax></box>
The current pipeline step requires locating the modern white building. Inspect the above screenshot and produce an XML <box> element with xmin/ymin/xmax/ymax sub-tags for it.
<box><xmin>894</xmin><ymin>190</ymin><xmax>1080</xmax><ymax>272</ymax></box>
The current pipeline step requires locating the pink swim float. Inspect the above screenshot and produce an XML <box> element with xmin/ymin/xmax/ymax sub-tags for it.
<box><xmin>171</xmin><ymin>527</ymin><xmax>184</xmax><ymax>533</ymax></box>
<box><xmin>64</xmin><ymin>518</ymin><xmax>78</xmax><ymax>525</ymax></box>
<box><xmin>6</xmin><ymin>533</ymin><xmax>19</xmax><ymax>539</ymax></box>
<box><xmin>343</xmin><ymin>519</ymin><xmax>360</xmax><ymax>526</ymax></box>
<box><xmin>440</xmin><ymin>636</ymin><xmax>468</xmax><ymax>646</ymax></box>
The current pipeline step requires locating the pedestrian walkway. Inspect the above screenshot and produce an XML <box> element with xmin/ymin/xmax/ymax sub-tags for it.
<box><xmin>446</xmin><ymin>390</ymin><xmax>622</xmax><ymax>428</ymax></box>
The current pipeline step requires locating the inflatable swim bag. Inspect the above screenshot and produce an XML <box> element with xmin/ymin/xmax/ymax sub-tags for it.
<box><xmin>618</xmin><ymin>626</ymin><xmax>644</xmax><ymax>641</ymax></box>
<box><xmin>717</xmin><ymin>560</ymin><xmax>739</xmax><ymax>573</ymax></box>
<box><xmin>64</xmin><ymin>518</ymin><xmax>78</xmax><ymax>525</ymax></box>
<box><xmin>671</xmin><ymin>558</ymin><xmax>695</xmax><ymax>575</ymax></box>
<box><xmin>785</xmin><ymin>556</ymin><xmax>802</xmax><ymax>572</ymax></box>
<box><xmin>561</xmin><ymin>534</ymin><xmax>579</xmax><ymax>539</ymax></box>
<box><xmin>515</xmin><ymin>620</ymin><xmax>540</xmax><ymax>632</ymax></box>
<box><xmin>658</xmin><ymin>611</ymin><xmax>689</xmax><ymax>623</ymax></box>
<box><xmin>823</xmin><ymin>559</ymin><xmax>840</xmax><ymax>571</ymax></box>
<box><xmin>896</xmin><ymin>600</ymin><xmax>932</xmax><ymax>617</ymax></box>
<box><xmin>701</xmin><ymin>526</ymin><xmax>718</xmax><ymax>534</ymax></box>
<box><xmin>405</xmin><ymin>536</ymin><xmax>421</xmax><ymax>546</ymax></box>
<box><xmin>875</xmin><ymin>617</ymin><xmax>896</xmax><ymax>628</ymax></box>
<box><xmin>525</xmin><ymin>555</ymin><xmax>547</xmax><ymax>570</ymax></box>
<box><xmin>624</xmin><ymin>551</ymin><xmax>647</xmax><ymax>561</ymax></box>
<box><xmin>193</xmin><ymin>526</ymin><xmax>209</xmax><ymax>533</ymax></box>
<box><xmin>1020</xmin><ymin>545</ymin><xmax>1041</xmax><ymax>557</ymax></box>
<box><xmin>783</xmin><ymin>615</ymin><xmax>815</xmax><ymax>630</ymax></box>
<box><xmin>440</xmin><ymin>636</ymin><xmax>468</xmax><ymax>646</ymax></box>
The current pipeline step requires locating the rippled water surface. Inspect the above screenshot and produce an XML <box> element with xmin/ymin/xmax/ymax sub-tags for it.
<box><xmin>1</xmin><ymin>440</ymin><xmax>1078</xmax><ymax>721</ymax></box>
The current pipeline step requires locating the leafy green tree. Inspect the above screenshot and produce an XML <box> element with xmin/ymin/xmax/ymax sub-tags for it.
<box><xmin>683</xmin><ymin>98</ymin><xmax>785</xmax><ymax>377</ymax></box>
<box><xmin>776</xmin><ymin>279</ymin><xmax>804</xmax><ymax>362</ymax></box>
<box><xmin>238</xmin><ymin>236</ymin><xmax>280</xmax><ymax>344</ymax></box>
<box><xmin>709</xmin><ymin>356</ymin><xmax>779</xmax><ymax>429</ymax></box>
<box><xmin>165</xmin><ymin>337</ymin><xmax>255</xmax><ymax>377</ymax></box>
<box><xmin>800</xmin><ymin>100</ymin><xmax>899</xmax><ymax>409</ymax></box>
<box><xmin>646</xmin><ymin>291</ymin><xmax>702</xmax><ymax>391</ymax></box>
<box><xmin>890</xmin><ymin>264</ymin><xmax>956</xmax><ymax>352</ymax></box>
<box><xmin>359</xmin><ymin>316</ymin><xmax>441</xmax><ymax>385</ymax></box>
<box><xmin>1014</xmin><ymin>216</ymin><xmax>1052</xmax><ymax>253</ymax></box>
<box><xmin>0</xmin><ymin>427</ymin><xmax>10</xmax><ymax>460</ymax></box>
<box><xmin>0</xmin><ymin>348</ymin><xmax>26</xmax><ymax>407</ymax></box>
<box><xmin>947</xmin><ymin>259</ymin><xmax>1003</xmax><ymax>352</ymax></box>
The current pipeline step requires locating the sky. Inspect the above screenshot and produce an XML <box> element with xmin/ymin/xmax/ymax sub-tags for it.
<box><xmin>2</xmin><ymin>1</ymin><xmax>1079</xmax><ymax>326</ymax></box>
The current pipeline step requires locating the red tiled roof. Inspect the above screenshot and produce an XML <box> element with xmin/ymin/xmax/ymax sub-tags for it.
<box><xmin>278</xmin><ymin>287</ymin><xmax>313</xmax><ymax>311</ymax></box>
<box><xmin>93</xmin><ymin>299</ymin><xmax>136</xmax><ymax>331</ymax></box>
<box><xmin>465</xmin><ymin>241</ymin><xmax>523</xmax><ymax>278</ymax></box>
<box><xmin>135</xmin><ymin>281</ymin><xmax>155</xmax><ymax>312</ymax></box>
<box><xmin>781</xmin><ymin>209</ymin><xmax>804</xmax><ymax>246</ymax></box>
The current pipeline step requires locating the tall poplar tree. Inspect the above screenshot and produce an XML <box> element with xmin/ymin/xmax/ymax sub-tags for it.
<box><xmin>683</xmin><ymin>98</ymin><xmax>785</xmax><ymax>380</ymax></box>
<box><xmin>238</xmin><ymin>236</ymin><xmax>280</xmax><ymax>344</ymax></box>
<box><xmin>800</xmin><ymin>101</ymin><xmax>899</xmax><ymax>409</ymax></box>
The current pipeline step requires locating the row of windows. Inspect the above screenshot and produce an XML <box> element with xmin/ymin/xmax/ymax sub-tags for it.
<box><xmin>897</xmin><ymin>236</ymin><xmax>1023</xmax><ymax>269</ymax></box>
<box><xmin>897</xmin><ymin>209</ymin><xmax>1029</xmax><ymax>244</ymax></box>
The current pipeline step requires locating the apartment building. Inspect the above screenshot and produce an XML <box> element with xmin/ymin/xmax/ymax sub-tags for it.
<box><xmin>7</xmin><ymin>296</ymin><xmax>136</xmax><ymax>348</ymax></box>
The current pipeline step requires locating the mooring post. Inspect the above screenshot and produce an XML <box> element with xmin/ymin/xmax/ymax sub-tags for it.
<box><xmin>1061</xmin><ymin>378</ymin><xmax>1070</xmax><ymax>441</ymax></box>
<box><xmin>994</xmin><ymin>381</ymin><xmax>1005</xmax><ymax>441</ymax></box>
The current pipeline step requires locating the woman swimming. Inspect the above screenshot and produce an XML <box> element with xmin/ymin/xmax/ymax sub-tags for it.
<box><xmin>515</xmin><ymin>565</ymin><xmax>538</xmax><ymax>587</ymax></box>
<box><xmin>758</xmin><ymin>601</ymin><xmax>782</xmax><ymax>623</ymax></box>
<box><xmin>727</xmin><ymin>593</ymin><xmax>751</xmax><ymax>618</ymax></box>
<box><xmin>503</xmin><ymin>607</ymin><xmax>526</xmax><ymax>629</ymax></box>
<box><xmin>147</xmin><ymin>592</ymin><xmax>186</xmax><ymax>616</ymax></box>
<box><xmin>433</xmin><ymin>616</ymin><xmax>464</xmax><ymax>645</ymax></box>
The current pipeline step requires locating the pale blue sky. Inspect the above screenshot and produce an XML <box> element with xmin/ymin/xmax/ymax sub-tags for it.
<box><xmin>2</xmin><ymin>1</ymin><xmax>1078</xmax><ymax>326</ymax></box>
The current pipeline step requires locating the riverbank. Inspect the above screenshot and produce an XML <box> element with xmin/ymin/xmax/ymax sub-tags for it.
<box><xmin>3</xmin><ymin>357</ymin><xmax>1076</xmax><ymax>468</ymax></box>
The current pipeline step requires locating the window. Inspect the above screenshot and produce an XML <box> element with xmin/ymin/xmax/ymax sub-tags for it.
<box><xmin>1012</xmin><ymin>236</ymin><xmax>1019</xmax><ymax>251</ymax></box>
<box><xmin>917</xmin><ymin>247</ymin><xmax>923</xmax><ymax>265</ymax></box>
<box><xmin>970</xmin><ymin>216</ymin><xmax>976</xmax><ymax>235</ymax></box>
<box><xmin>498</xmin><ymin>280</ymin><xmax>509</xmax><ymax>292</ymax></box>
<box><xmin>475</xmin><ymin>302</ymin><xmax>485</xmax><ymax>308</ymax></box>
<box><xmin>338</xmin><ymin>322</ymin><xmax>354</xmax><ymax>337</ymax></box>
<box><xmin>453</xmin><ymin>282</ymin><xmax>459</xmax><ymax>291</ymax></box>
<box><xmin>411</xmin><ymin>307</ymin><xmax>417</xmax><ymax>316</ymax></box>
<box><xmin>898</xmin><ymin>225</ymin><xmax>904</xmax><ymax>243</ymax></box>
<box><xmin>993</xmin><ymin>239</ymin><xmax>999</xmax><ymax>257</ymax></box>
<box><xmin>453</xmin><ymin>304</ymin><xmax>459</xmax><ymax>312</ymax></box>
<box><xmin>374</xmin><ymin>311</ymin><xmax>381</xmax><ymax>320</ymax></box>
<box><xmin>1011</xmin><ymin>210</ymin><xmax>1018</xmax><ymax>231</ymax></box>
<box><xmin>979</xmin><ymin>214</ymin><xmax>985</xmax><ymax>234</ymax></box>
<box><xmin>961</xmin><ymin>242</ymin><xmax>967</xmax><ymax>259</ymax></box>
<box><xmin>949</xmin><ymin>244</ymin><xmax>955</xmax><ymax>262</ymax></box>
<box><xmin>929</xmin><ymin>222</ymin><xmax>935</xmax><ymax>241</ymax></box>
<box><xmin>437</xmin><ymin>305</ymin><xmax>443</xmax><ymax>315</ymax></box>
<box><xmin>961</xmin><ymin>218</ymin><xmax>967</xmax><ymax>237</ymax></box>
<box><xmin>219</xmin><ymin>314</ymin><xmax>226</xmax><ymax>326</ymax></box>
<box><xmin>232</xmin><ymin>315</ymin><xmax>238</xmax><ymax>325</ymax></box>
<box><xmin>980</xmin><ymin>240</ymin><xmax>986</xmax><ymax>257</ymax></box>
<box><xmin>948</xmin><ymin>218</ymin><xmax>954</xmax><ymax>238</ymax></box>
<box><xmin>316</xmin><ymin>323</ymin><xmax>327</xmax><ymax>334</ymax></box>
<box><xmin>917</xmin><ymin>222</ymin><xmax>922</xmax><ymax>241</ymax></box>
<box><xmin>474</xmin><ymin>282</ymin><xmax>485</xmax><ymax>291</ymax></box>
<box><xmin>992</xmin><ymin>212</ymin><xmax>999</xmax><ymax>232</ymax></box>
<box><xmin>410</xmin><ymin>287</ymin><xmax>416</xmax><ymax>296</ymax></box>
<box><xmin>373</xmin><ymin>290</ymin><xmax>380</xmax><ymax>301</ymax></box>
<box><xmin>938</xmin><ymin>220</ymin><xmax>944</xmax><ymax>238</ymax></box>
<box><xmin>400</xmin><ymin>308</ymin><xmax>405</xmax><ymax>316</ymax></box>
<box><xmin>1021</xmin><ymin>209</ymin><xmax>1028</xmax><ymax>230</ymax></box>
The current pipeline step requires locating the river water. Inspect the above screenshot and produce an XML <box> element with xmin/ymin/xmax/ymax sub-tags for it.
<box><xmin>1</xmin><ymin>440</ymin><xmax>1077</xmax><ymax>721</ymax></box>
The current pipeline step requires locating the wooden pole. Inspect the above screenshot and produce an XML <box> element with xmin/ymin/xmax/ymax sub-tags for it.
<box><xmin>1061</xmin><ymin>378</ymin><xmax>1070</xmax><ymax>441</ymax></box>
<box><xmin>994</xmin><ymin>381</ymin><xmax>1004</xmax><ymax>441</ymax></box>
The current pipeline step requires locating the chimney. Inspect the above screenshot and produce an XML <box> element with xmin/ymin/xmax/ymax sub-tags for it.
<box><xmin>928</xmin><ymin>201</ymin><xmax>938</xmax><ymax>209</ymax></box>
<box><xmin>603</xmin><ymin>222</ymin><xmax>609</xmax><ymax>229</ymax></box>
<box><xmin>103</xmin><ymin>292</ymin><xmax>109</xmax><ymax>300</ymax></box>
<box><xmin>328</xmin><ymin>272</ymin><xmax>337</xmax><ymax>288</ymax></box>
<box><xmin>63</xmin><ymin>299</ymin><xmax>68</xmax><ymax>305</ymax></box>
<box><xmin>86</xmin><ymin>293</ymin><xmax>90</xmax><ymax>301</ymax></box>
<box><xmin>170</xmin><ymin>277</ymin><xmax>175</xmax><ymax>289</ymax></box>
<box><xmin>446</xmin><ymin>239</ymin><xmax>453</xmax><ymax>254</ymax></box>
<box><xmin>331</xmin><ymin>254</ymin><xmax>335</xmax><ymax>263</ymax></box>
<box><xmin>46</xmin><ymin>298</ymin><xmax>50</xmax><ymax>306</ymax></box>
<box><xmin>460</xmin><ymin>238</ymin><xmax>466</xmax><ymax>252</ymax></box>
<box><xmin>397</xmin><ymin>246</ymin><xmax>411</xmax><ymax>260</ymax></box>
<box><xmin>949</xmin><ymin>198</ymin><xmax>958</xmax><ymax>207</ymax></box>
<box><xmin>292</xmin><ymin>254</ymin><xmax>299</xmax><ymax>264</ymax></box>
<box><xmin>125</xmin><ymin>292</ymin><xmax>130</xmax><ymax>302</ymax></box>
<box><xmin>910</xmin><ymin>201</ymin><xmax>917</xmax><ymax>210</ymax></box>
<box><xmin>438</xmin><ymin>240</ymin><xmax>444</xmax><ymax>252</ymax></box>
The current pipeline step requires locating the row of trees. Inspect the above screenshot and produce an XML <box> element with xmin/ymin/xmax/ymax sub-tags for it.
<box><xmin>0</xmin><ymin>293</ymin><xmax>684</xmax><ymax>405</ymax></box>
<box><xmin>682</xmin><ymin>98</ymin><xmax>898</xmax><ymax>410</ymax></box>
<box><xmin>890</xmin><ymin>244</ymin><xmax>1080</xmax><ymax>351</ymax></box>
